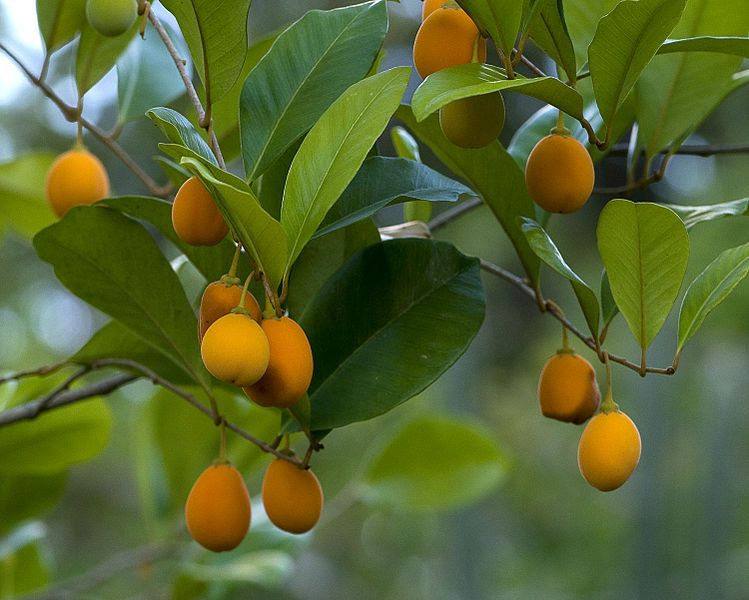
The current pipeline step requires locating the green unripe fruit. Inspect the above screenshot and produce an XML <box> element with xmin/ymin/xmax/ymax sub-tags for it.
<box><xmin>438</xmin><ymin>92</ymin><xmax>505</xmax><ymax>149</ymax></box>
<box><xmin>86</xmin><ymin>0</ymin><xmax>138</xmax><ymax>37</ymax></box>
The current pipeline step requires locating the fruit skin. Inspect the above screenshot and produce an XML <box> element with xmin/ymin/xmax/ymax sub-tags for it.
<box><xmin>86</xmin><ymin>0</ymin><xmax>138</xmax><ymax>37</ymax></box>
<box><xmin>185</xmin><ymin>462</ymin><xmax>251</xmax><ymax>552</ymax></box>
<box><xmin>439</xmin><ymin>92</ymin><xmax>505</xmax><ymax>148</ymax></box>
<box><xmin>45</xmin><ymin>149</ymin><xmax>110</xmax><ymax>218</ymax></box>
<box><xmin>578</xmin><ymin>410</ymin><xmax>641</xmax><ymax>492</ymax></box>
<box><xmin>243</xmin><ymin>316</ymin><xmax>313</xmax><ymax>409</ymax></box>
<box><xmin>524</xmin><ymin>134</ymin><xmax>595</xmax><ymax>213</ymax></box>
<box><xmin>422</xmin><ymin>0</ymin><xmax>448</xmax><ymax>20</ymax></box>
<box><xmin>538</xmin><ymin>351</ymin><xmax>600</xmax><ymax>424</ymax></box>
<box><xmin>199</xmin><ymin>281</ymin><xmax>262</xmax><ymax>340</ymax></box>
<box><xmin>413</xmin><ymin>7</ymin><xmax>486</xmax><ymax>79</ymax></box>
<box><xmin>171</xmin><ymin>176</ymin><xmax>229</xmax><ymax>246</ymax></box>
<box><xmin>201</xmin><ymin>313</ymin><xmax>270</xmax><ymax>386</ymax></box>
<box><xmin>262</xmin><ymin>458</ymin><xmax>323</xmax><ymax>534</ymax></box>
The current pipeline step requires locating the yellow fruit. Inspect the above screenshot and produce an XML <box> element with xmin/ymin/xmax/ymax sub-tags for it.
<box><xmin>422</xmin><ymin>0</ymin><xmax>448</xmax><ymax>20</ymax></box>
<box><xmin>201</xmin><ymin>313</ymin><xmax>270</xmax><ymax>386</ymax></box>
<box><xmin>45</xmin><ymin>149</ymin><xmax>110</xmax><ymax>218</ymax></box>
<box><xmin>524</xmin><ymin>134</ymin><xmax>595</xmax><ymax>213</ymax></box>
<box><xmin>262</xmin><ymin>458</ymin><xmax>323</xmax><ymax>534</ymax></box>
<box><xmin>86</xmin><ymin>0</ymin><xmax>138</xmax><ymax>37</ymax></box>
<box><xmin>538</xmin><ymin>351</ymin><xmax>600</xmax><ymax>424</ymax></box>
<box><xmin>439</xmin><ymin>92</ymin><xmax>505</xmax><ymax>148</ymax></box>
<box><xmin>185</xmin><ymin>462</ymin><xmax>251</xmax><ymax>552</ymax></box>
<box><xmin>171</xmin><ymin>176</ymin><xmax>228</xmax><ymax>246</ymax></box>
<box><xmin>413</xmin><ymin>7</ymin><xmax>486</xmax><ymax>79</ymax></box>
<box><xmin>243</xmin><ymin>317</ymin><xmax>313</xmax><ymax>409</ymax></box>
<box><xmin>578</xmin><ymin>410</ymin><xmax>641</xmax><ymax>491</ymax></box>
<box><xmin>199</xmin><ymin>281</ymin><xmax>262</xmax><ymax>340</ymax></box>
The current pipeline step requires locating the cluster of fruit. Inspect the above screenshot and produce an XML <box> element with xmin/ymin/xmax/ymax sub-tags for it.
<box><xmin>538</xmin><ymin>350</ymin><xmax>641</xmax><ymax>491</ymax></box>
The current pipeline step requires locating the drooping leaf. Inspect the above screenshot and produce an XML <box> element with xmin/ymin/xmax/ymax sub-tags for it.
<box><xmin>36</xmin><ymin>0</ymin><xmax>86</xmax><ymax>53</ymax></box>
<box><xmin>412</xmin><ymin>63</ymin><xmax>584</xmax><ymax>122</ymax></box>
<box><xmin>588</xmin><ymin>0</ymin><xmax>687</xmax><ymax>127</ymax></box>
<box><xmin>600</xmin><ymin>270</ymin><xmax>619</xmax><ymax>330</ymax></box>
<box><xmin>391</xmin><ymin>127</ymin><xmax>433</xmax><ymax>222</ymax></box>
<box><xmin>281</xmin><ymin>67</ymin><xmax>410</xmax><ymax>271</ymax></box>
<box><xmin>455</xmin><ymin>0</ymin><xmax>523</xmax><ymax>61</ymax></box>
<box><xmin>526</xmin><ymin>0</ymin><xmax>577</xmax><ymax>82</ymax></box>
<box><xmin>658</xmin><ymin>36</ymin><xmax>749</xmax><ymax>57</ymax></box>
<box><xmin>314</xmin><ymin>157</ymin><xmax>474</xmax><ymax>239</ymax></box>
<box><xmin>0</xmin><ymin>153</ymin><xmax>56</xmax><ymax>238</ymax></box>
<box><xmin>664</xmin><ymin>198</ymin><xmax>749</xmax><ymax>230</ymax></box>
<box><xmin>677</xmin><ymin>242</ymin><xmax>749</xmax><ymax>354</ymax></box>
<box><xmin>76</xmin><ymin>20</ymin><xmax>139</xmax><ymax>94</ymax></box>
<box><xmin>521</xmin><ymin>218</ymin><xmax>599</xmax><ymax>337</ymax></box>
<box><xmin>147</xmin><ymin>107</ymin><xmax>216</xmax><ymax>166</ymax></box>
<box><xmin>240</xmin><ymin>1</ymin><xmax>388</xmax><ymax>180</ymax></box>
<box><xmin>301</xmin><ymin>239</ymin><xmax>485</xmax><ymax>431</ymax></box>
<box><xmin>397</xmin><ymin>106</ymin><xmax>540</xmax><ymax>284</ymax></box>
<box><xmin>596</xmin><ymin>199</ymin><xmax>689</xmax><ymax>354</ymax></box>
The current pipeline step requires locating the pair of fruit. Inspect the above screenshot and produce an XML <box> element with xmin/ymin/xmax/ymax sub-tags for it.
<box><xmin>538</xmin><ymin>350</ymin><xmax>641</xmax><ymax>491</ymax></box>
<box><xmin>185</xmin><ymin>457</ymin><xmax>324</xmax><ymax>552</ymax></box>
<box><xmin>413</xmin><ymin>1</ymin><xmax>503</xmax><ymax>148</ymax></box>
<box><xmin>199</xmin><ymin>280</ymin><xmax>314</xmax><ymax>409</ymax></box>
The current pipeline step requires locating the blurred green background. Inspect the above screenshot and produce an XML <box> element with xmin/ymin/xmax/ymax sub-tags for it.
<box><xmin>1</xmin><ymin>1</ymin><xmax>749</xmax><ymax>599</ymax></box>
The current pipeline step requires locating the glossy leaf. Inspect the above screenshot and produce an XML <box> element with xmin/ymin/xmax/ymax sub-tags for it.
<box><xmin>364</xmin><ymin>414</ymin><xmax>507</xmax><ymax>511</ymax></box>
<box><xmin>521</xmin><ymin>218</ymin><xmax>599</xmax><ymax>337</ymax></box>
<box><xmin>678</xmin><ymin>242</ymin><xmax>749</xmax><ymax>353</ymax></box>
<box><xmin>36</xmin><ymin>0</ymin><xmax>86</xmax><ymax>52</ymax></box>
<box><xmin>412</xmin><ymin>63</ymin><xmax>584</xmax><ymax>122</ymax></box>
<box><xmin>588</xmin><ymin>0</ymin><xmax>686</xmax><ymax>126</ymax></box>
<box><xmin>33</xmin><ymin>206</ymin><xmax>204</xmax><ymax>380</ymax></box>
<box><xmin>391</xmin><ymin>127</ymin><xmax>433</xmax><ymax>223</ymax></box>
<box><xmin>664</xmin><ymin>198</ymin><xmax>749</xmax><ymax>230</ymax></box>
<box><xmin>397</xmin><ymin>106</ymin><xmax>540</xmax><ymax>284</ymax></box>
<box><xmin>597</xmin><ymin>199</ymin><xmax>689</xmax><ymax>352</ymax></box>
<box><xmin>301</xmin><ymin>239</ymin><xmax>485</xmax><ymax>431</ymax></box>
<box><xmin>240</xmin><ymin>0</ymin><xmax>388</xmax><ymax>180</ymax></box>
<box><xmin>526</xmin><ymin>0</ymin><xmax>577</xmax><ymax>81</ymax></box>
<box><xmin>314</xmin><ymin>157</ymin><xmax>473</xmax><ymax>239</ymax></box>
<box><xmin>282</xmin><ymin>67</ymin><xmax>410</xmax><ymax>271</ymax></box>
<box><xmin>0</xmin><ymin>153</ymin><xmax>56</xmax><ymax>238</ymax></box>
<box><xmin>658</xmin><ymin>36</ymin><xmax>749</xmax><ymax>57</ymax></box>
<box><xmin>456</xmin><ymin>0</ymin><xmax>522</xmax><ymax>60</ymax></box>
<box><xmin>76</xmin><ymin>20</ymin><xmax>139</xmax><ymax>94</ymax></box>
<box><xmin>147</xmin><ymin>107</ymin><xmax>216</xmax><ymax>166</ymax></box>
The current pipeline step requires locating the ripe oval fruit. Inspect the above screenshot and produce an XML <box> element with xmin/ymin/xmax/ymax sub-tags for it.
<box><xmin>185</xmin><ymin>462</ymin><xmax>251</xmax><ymax>552</ymax></box>
<box><xmin>45</xmin><ymin>149</ymin><xmax>110</xmax><ymax>218</ymax></box>
<box><xmin>199</xmin><ymin>281</ymin><xmax>261</xmax><ymax>340</ymax></box>
<box><xmin>85</xmin><ymin>0</ymin><xmax>138</xmax><ymax>37</ymax></box>
<box><xmin>413</xmin><ymin>7</ymin><xmax>486</xmax><ymax>79</ymax></box>
<box><xmin>171</xmin><ymin>176</ymin><xmax>229</xmax><ymax>246</ymax></box>
<box><xmin>439</xmin><ymin>92</ymin><xmax>505</xmax><ymax>148</ymax></box>
<box><xmin>262</xmin><ymin>458</ymin><xmax>323</xmax><ymax>534</ymax></box>
<box><xmin>201</xmin><ymin>313</ymin><xmax>270</xmax><ymax>386</ymax></box>
<box><xmin>422</xmin><ymin>0</ymin><xmax>448</xmax><ymax>20</ymax></box>
<box><xmin>538</xmin><ymin>352</ymin><xmax>600</xmax><ymax>424</ymax></box>
<box><xmin>578</xmin><ymin>410</ymin><xmax>641</xmax><ymax>492</ymax></box>
<box><xmin>243</xmin><ymin>317</ymin><xmax>313</xmax><ymax>409</ymax></box>
<box><xmin>524</xmin><ymin>133</ymin><xmax>595</xmax><ymax>213</ymax></box>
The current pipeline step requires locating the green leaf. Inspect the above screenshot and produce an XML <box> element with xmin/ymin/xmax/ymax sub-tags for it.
<box><xmin>0</xmin><ymin>153</ymin><xmax>56</xmax><ymax>238</ymax></box>
<box><xmin>281</xmin><ymin>67</ymin><xmax>410</xmax><ymax>271</ymax></box>
<box><xmin>0</xmin><ymin>474</ymin><xmax>66</xmax><ymax>536</ymax></box>
<box><xmin>412</xmin><ymin>63</ymin><xmax>584</xmax><ymax>122</ymax></box>
<box><xmin>33</xmin><ymin>206</ymin><xmax>203</xmax><ymax>381</ymax></box>
<box><xmin>76</xmin><ymin>20</ymin><xmax>139</xmax><ymax>94</ymax></box>
<box><xmin>520</xmin><ymin>218</ymin><xmax>599</xmax><ymax>337</ymax></box>
<box><xmin>588</xmin><ymin>0</ymin><xmax>686</xmax><ymax>127</ymax></box>
<box><xmin>396</xmin><ymin>105</ymin><xmax>540</xmax><ymax>284</ymax></box>
<box><xmin>314</xmin><ymin>157</ymin><xmax>473</xmax><ymax>239</ymax></box>
<box><xmin>658</xmin><ymin>36</ymin><xmax>749</xmax><ymax>57</ymax></box>
<box><xmin>391</xmin><ymin>126</ymin><xmax>421</xmax><ymax>162</ymax></box>
<box><xmin>456</xmin><ymin>0</ymin><xmax>522</xmax><ymax>60</ymax></box>
<box><xmin>301</xmin><ymin>239</ymin><xmax>485</xmax><ymax>431</ymax></box>
<box><xmin>677</xmin><ymin>242</ymin><xmax>749</xmax><ymax>353</ymax></box>
<box><xmin>0</xmin><ymin>399</ymin><xmax>111</xmax><ymax>475</ymax></box>
<box><xmin>0</xmin><ymin>539</ymin><xmax>49</xmax><ymax>596</ymax></box>
<box><xmin>364</xmin><ymin>414</ymin><xmax>506</xmax><ymax>511</ymax></box>
<box><xmin>116</xmin><ymin>21</ymin><xmax>188</xmax><ymax>123</ymax></box>
<box><xmin>147</xmin><ymin>107</ymin><xmax>216</xmax><ymax>166</ymax></box>
<box><xmin>36</xmin><ymin>0</ymin><xmax>86</xmax><ymax>53</ymax></box>
<box><xmin>240</xmin><ymin>1</ymin><xmax>388</xmax><ymax>180</ymax></box>
<box><xmin>256</xmin><ymin>140</ymin><xmax>302</xmax><ymax>221</ymax></box>
<box><xmin>664</xmin><ymin>198</ymin><xmax>749</xmax><ymax>230</ymax></box>
<box><xmin>526</xmin><ymin>0</ymin><xmax>577</xmax><ymax>81</ymax></box>
<box><xmin>160</xmin><ymin>0</ymin><xmax>252</xmax><ymax>110</ymax></box>
<box><xmin>563</xmin><ymin>0</ymin><xmax>620</xmax><ymax>70</ymax></box>
<box><xmin>185</xmin><ymin>551</ymin><xmax>294</xmax><ymax>587</ymax></box>
<box><xmin>600</xmin><ymin>270</ymin><xmax>619</xmax><ymax>330</ymax></box>
<box><xmin>179</xmin><ymin>152</ymin><xmax>288</xmax><ymax>290</ymax></box>
<box><xmin>596</xmin><ymin>199</ymin><xmax>689</xmax><ymax>353</ymax></box>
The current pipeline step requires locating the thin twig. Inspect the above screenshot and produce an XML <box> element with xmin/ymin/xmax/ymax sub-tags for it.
<box><xmin>594</xmin><ymin>152</ymin><xmax>673</xmax><ymax>195</ymax></box>
<box><xmin>428</xmin><ymin>197</ymin><xmax>483</xmax><ymax>231</ymax></box>
<box><xmin>518</xmin><ymin>54</ymin><xmax>547</xmax><ymax>78</ymax></box>
<box><xmin>606</xmin><ymin>142</ymin><xmax>749</xmax><ymax>157</ymax></box>
<box><xmin>0</xmin><ymin>361</ymin><xmax>67</xmax><ymax>385</ymax></box>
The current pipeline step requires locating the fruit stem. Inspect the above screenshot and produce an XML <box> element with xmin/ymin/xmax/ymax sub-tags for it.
<box><xmin>232</xmin><ymin>272</ymin><xmax>253</xmax><ymax>315</ymax></box>
<box><xmin>600</xmin><ymin>352</ymin><xmax>618</xmax><ymax>413</ymax></box>
<box><xmin>561</xmin><ymin>323</ymin><xmax>571</xmax><ymax>353</ymax></box>
<box><xmin>551</xmin><ymin>110</ymin><xmax>570</xmax><ymax>136</ymax></box>
<box><xmin>471</xmin><ymin>34</ymin><xmax>482</xmax><ymax>64</ymax></box>
<box><xmin>226</xmin><ymin>243</ymin><xmax>241</xmax><ymax>280</ymax></box>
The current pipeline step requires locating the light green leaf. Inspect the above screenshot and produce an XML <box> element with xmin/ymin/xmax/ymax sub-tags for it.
<box><xmin>526</xmin><ymin>0</ymin><xmax>577</xmax><ymax>81</ymax></box>
<box><xmin>391</xmin><ymin>127</ymin><xmax>432</xmax><ymax>222</ymax></box>
<box><xmin>677</xmin><ymin>242</ymin><xmax>749</xmax><ymax>353</ymax></box>
<box><xmin>588</xmin><ymin>0</ymin><xmax>686</xmax><ymax>126</ymax></box>
<box><xmin>0</xmin><ymin>153</ymin><xmax>56</xmax><ymax>238</ymax></box>
<box><xmin>0</xmin><ymin>539</ymin><xmax>49</xmax><ymax>596</ymax></box>
<box><xmin>563</xmin><ymin>0</ymin><xmax>620</xmax><ymax>69</ymax></box>
<box><xmin>302</xmin><ymin>239</ymin><xmax>485</xmax><ymax>431</ymax></box>
<box><xmin>281</xmin><ymin>67</ymin><xmax>410</xmax><ymax>271</ymax></box>
<box><xmin>521</xmin><ymin>218</ymin><xmax>599</xmax><ymax>337</ymax></box>
<box><xmin>664</xmin><ymin>198</ymin><xmax>749</xmax><ymax>230</ymax></box>
<box><xmin>186</xmin><ymin>551</ymin><xmax>293</xmax><ymax>587</ymax></box>
<box><xmin>658</xmin><ymin>36</ymin><xmax>749</xmax><ymax>57</ymax></box>
<box><xmin>240</xmin><ymin>1</ymin><xmax>388</xmax><ymax>180</ymax></box>
<box><xmin>36</xmin><ymin>0</ymin><xmax>86</xmax><ymax>52</ymax></box>
<box><xmin>76</xmin><ymin>20</ymin><xmax>139</xmax><ymax>94</ymax></box>
<box><xmin>147</xmin><ymin>107</ymin><xmax>216</xmax><ymax>165</ymax></box>
<box><xmin>364</xmin><ymin>414</ymin><xmax>506</xmax><ymax>511</ymax></box>
<box><xmin>596</xmin><ymin>199</ymin><xmax>689</xmax><ymax>353</ymax></box>
<box><xmin>456</xmin><ymin>0</ymin><xmax>522</xmax><ymax>60</ymax></box>
<box><xmin>412</xmin><ymin>63</ymin><xmax>584</xmax><ymax>122</ymax></box>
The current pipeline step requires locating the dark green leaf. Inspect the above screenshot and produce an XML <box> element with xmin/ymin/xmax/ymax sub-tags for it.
<box><xmin>600</xmin><ymin>270</ymin><xmax>618</xmax><ymax>330</ymax></box>
<box><xmin>0</xmin><ymin>473</ymin><xmax>66</xmax><ymax>536</ymax></box>
<box><xmin>456</xmin><ymin>0</ymin><xmax>522</xmax><ymax>59</ymax></box>
<box><xmin>147</xmin><ymin>107</ymin><xmax>216</xmax><ymax>166</ymax></box>
<box><xmin>526</xmin><ymin>0</ymin><xmax>577</xmax><ymax>81</ymax></box>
